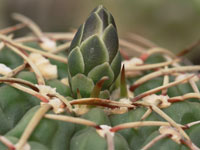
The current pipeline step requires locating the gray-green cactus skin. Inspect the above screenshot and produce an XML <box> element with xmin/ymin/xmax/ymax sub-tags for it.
<box><xmin>67</xmin><ymin>5</ymin><xmax>121</xmax><ymax>97</ymax></box>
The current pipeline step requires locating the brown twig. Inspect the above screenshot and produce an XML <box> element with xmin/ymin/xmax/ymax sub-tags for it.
<box><xmin>130</xmin><ymin>66</ymin><xmax>200</xmax><ymax>91</ymax></box>
<box><xmin>12</xmin><ymin>13</ymin><xmax>43</xmax><ymax>38</ymax></box>
<box><xmin>141</xmin><ymin>108</ymin><xmax>152</xmax><ymax>120</ymax></box>
<box><xmin>70</xmin><ymin>98</ymin><xmax>134</xmax><ymax>109</ymax></box>
<box><xmin>161</xmin><ymin>66</ymin><xmax>169</xmax><ymax>95</ymax></box>
<box><xmin>106</xmin><ymin>132</ymin><xmax>114</xmax><ymax>150</ymax></box>
<box><xmin>53</xmin><ymin>92</ymin><xmax>72</xmax><ymax>113</ymax></box>
<box><xmin>168</xmin><ymin>93</ymin><xmax>200</xmax><ymax>103</ymax></box>
<box><xmin>177</xmin><ymin>40</ymin><xmax>200</xmax><ymax>57</ymax></box>
<box><xmin>14</xmin><ymin>32</ymin><xmax>74</xmax><ymax>43</ymax></box>
<box><xmin>0</xmin><ymin>136</ymin><xmax>15</xmax><ymax>150</ymax></box>
<box><xmin>131</xmin><ymin>75</ymin><xmax>194</xmax><ymax>101</ymax></box>
<box><xmin>0</xmin><ymin>34</ymin><xmax>67</xmax><ymax>63</ymax></box>
<box><xmin>44</xmin><ymin>114</ymin><xmax>98</xmax><ymax>128</ymax></box>
<box><xmin>6</xmin><ymin>63</ymin><xmax>28</xmax><ymax>78</ymax></box>
<box><xmin>189</xmin><ymin>78</ymin><xmax>200</xmax><ymax>95</ymax></box>
<box><xmin>10</xmin><ymin>83</ymin><xmax>49</xmax><ymax>103</ymax></box>
<box><xmin>141</xmin><ymin>134</ymin><xmax>170</xmax><ymax>150</ymax></box>
<box><xmin>127</xmin><ymin>33</ymin><xmax>157</xmax><ymax>48</ymax></box>
<box><xmin>44</xmin><ymin>32</ymin><xmax>74</xmax><ymax>40</ymax></box>
<box><xmin>0</xmin><ymin>23</ymin><xmax>26</xmax><ymax>34</ymax></box>
<box><xmin>119</xmin><ymin>39</ymin><xmax>147</xmax><ymax>54</ymax></box>
<box><xmin>0</xmin><ymin>77</ymin><xmax>39</xmax><ymax>92</ymax></box>
<box><xmin>110</xmin><ymin>121</ymin><xmax>182</xmax><ymax>132</ymax></box>
<box><xmin>147</xmin><ymin>47</ymin><xmax>176</xmax><ymax>59</ymax></box>
<box><xmin>6</xmin><ymin>44</ymin><xmax>45</xmax><ymax>85</ymax></box>
<box><xmin>185</xmin><ymin>120</ymin><xmax>200</xmax><ymax>128</ymax></box>
<box><xmin>180</xmin><ymin>139</ymin><xmax>200</xmax><ymax>150</ymax></box>
<box><xmin>125</xmin><ymin>59</ymin><xmax>179</xmax><ymax>71</ymax></box>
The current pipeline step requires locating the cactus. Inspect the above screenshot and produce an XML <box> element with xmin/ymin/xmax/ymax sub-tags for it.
<box><xmin>0</xmin><ymin>5</ymin><xmax>200</xmax><ymax>150</ymax></box>
<box><xmin>68</xmin><ymin>5</ymin><xmax>121</xmax><ymax>98</ymax></box>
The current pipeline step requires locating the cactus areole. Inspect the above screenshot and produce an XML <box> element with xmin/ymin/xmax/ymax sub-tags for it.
<box><xmin>67</xmin><ymin>5</ymin><xmax>121</xmax><ymax>98</ymax></box>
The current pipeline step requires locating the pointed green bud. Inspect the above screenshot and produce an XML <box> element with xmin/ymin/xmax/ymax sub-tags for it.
<box><xmin>67</xmin><ymin>5</ymin><xmax>121</xmax><ymax>97</ymax></box>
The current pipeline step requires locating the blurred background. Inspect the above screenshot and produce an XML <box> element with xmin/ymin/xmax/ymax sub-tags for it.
<box><xmin>0</xmin><ymin>0</ymin><xmax>200</xmax><ymax>63</ymax></box>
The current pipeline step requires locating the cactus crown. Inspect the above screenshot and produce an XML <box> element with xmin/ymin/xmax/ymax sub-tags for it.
<box><xmin>67</xmin><ymin>5</ymin><xmax>121</xmax><ymax>98</ymax></box>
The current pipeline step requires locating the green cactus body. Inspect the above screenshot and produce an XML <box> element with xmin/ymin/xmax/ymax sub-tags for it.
<box><xmin>75</xmin><ymin>108</ymin><xmax>111</xmax><ymax>131</ymax></box>
<box><xmin>0</xmin><ymin>47</ymin><xmax>23</xmax><ymax>69</ymax></box>
<box><xmin>67</xmin><ymin>5</ymin><xmax>121</xmax><ymax>97</ymax></box>
<box><xmin>70</xmin><ymin>128</ymin><xmax>130</xmax><ymax>150</ymax></box>
<box><xmin>0</xmin><ymin>85</ymin><xmax>40</xmax><ymax>134</ymax></box>
<box><xmin>70</xmin><ymin>108</ymin><xmax>129</xmax><ymax>150</ymax></box>
<box><xmin>0</xmin><ymin>5</ymin><xmax>200</xmax><ymax>150</ymax></box>
<box><xmin>6</xmin><ymin>106</ymin><xmax>75</xmax><ymax>150</ymax></box>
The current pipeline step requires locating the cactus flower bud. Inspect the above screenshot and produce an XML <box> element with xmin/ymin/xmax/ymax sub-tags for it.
<box><xmin>67</xmin><ymin>5</ymin><xmax>121</xmax><ymax>97</ymax></box>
